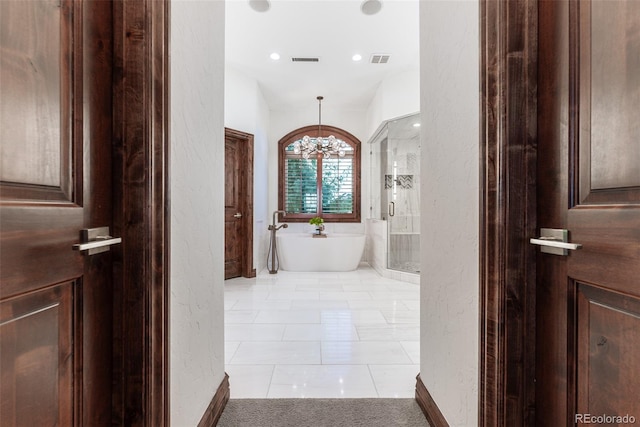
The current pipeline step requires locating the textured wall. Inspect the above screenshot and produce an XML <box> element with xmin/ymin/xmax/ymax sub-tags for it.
<box><xmin>419</xmin><ymin>1</ymin><xmax>480</xmax><ymax>425</ymax></box>
<box><xmin>170</xmin><ymin>1</ymin><xmax>226</xmax><ymax>425</ymax></box>
<box><xmin>365</xmin><ymin>68</ymin><xmax>420</xmax><ymax>137</ymax></box>
<box><xmin>225</xmin><ymin>67</ymin><xmax>271</xmax><ymax>272</ymax></box>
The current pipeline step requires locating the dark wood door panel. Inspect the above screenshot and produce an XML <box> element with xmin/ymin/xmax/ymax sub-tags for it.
<box><xmin>576</xmin><ymin>283</ymin><xmax>640</xmax><ymax>421</ymax></box>
<box><xmin>536</xmin><ymin>256</ymin><xmax>570</xmax><ymax>425</ymax></box>
<box><xmin>224</xmin><ymin>130</ymin><xmax>253</xmax><ymax>280</ymax></box>
<box><xmin>225</xmin><ymin>139</ymin><xmax>242</xmax><ymax>279</ymax></box>
<box><xmin>225</xmin><ymin>142</ymin><xmax>239</xmax><ymax>209</ymax></box>
<box><xmin>0</xmin><ymin>282</ymin><xmax>75</xmax><ymax>427</ymax></box>
<box><xmin>575</xmin><ymin>0</ymin><xmax>640</xmax><ymax>205</ymax></box>
<box><xmin>0</xmin><ymin>0</ymin><xmax>80</xmax><ymax>203</ymax></box>
<box><xmin>569</xmin><ymin>208</ymin><xmax>640</xmax><ymax>294</ymax></box>
<box><xmin>1</xmin><ymin>1</ymin><xmax>114</xmax><ymax>425</ymax></box>
<box><xmin>537</xmin><ymin>1</ymin><xmax>640</xmax><ymax>426</ymax></box>
<box><xmin>0</xmin><ymin>206</ymin><xmax>83</xmax><ymax>298</ymax></box>
<box><xmin>224</xmin><ymin>129</ymin><xmax>255</xmax><ymax>279</ymax></box>
<box><xmin>225</xmin><ymin>220</ymin><xmax>241</xmax><ymax>279</ymax></box>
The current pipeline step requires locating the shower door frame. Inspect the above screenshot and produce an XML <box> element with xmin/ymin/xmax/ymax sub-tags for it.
<box><xmin>369</xmin><ymin>113</ymin><xmax>421</xmax><ymax>275</ymax></box>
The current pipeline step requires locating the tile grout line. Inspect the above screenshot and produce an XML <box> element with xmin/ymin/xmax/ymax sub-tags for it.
<box><xmin>367</xmin><ymin>364</ymin><xmax>382</xmax><ymax>398</ymax></box>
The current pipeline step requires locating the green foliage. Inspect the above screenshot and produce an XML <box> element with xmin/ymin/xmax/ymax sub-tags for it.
<box><xmin>309</xmin><ymin>216</ymin><xmax>324</xmax><ymax>226</ymax></box>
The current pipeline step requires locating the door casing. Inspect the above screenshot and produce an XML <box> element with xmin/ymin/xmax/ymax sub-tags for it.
<box><xmin>479</xmin><ymin>1</ymin><xmax>538</xmax><ymax>426</ymax></box>
<box><xmin>112</xmin><ymin>1</ymin><xmax>169</xmax><ymax>425</ymax></box>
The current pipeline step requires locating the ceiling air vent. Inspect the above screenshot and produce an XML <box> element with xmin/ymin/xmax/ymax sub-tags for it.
<box><xmin>291</xmin><ymin>57</ymin><xmax>320</xmax><ymax>62</ymax></box>
<box><xmin>370</xmin><ymin>54</ymin><xmax>390</xmax><ymax>64</ymax></box>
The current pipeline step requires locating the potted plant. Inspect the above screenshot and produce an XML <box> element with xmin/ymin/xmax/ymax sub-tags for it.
<box><xmin>309</xmin><ymin>216</ymin><xmax>325</xmax><ymax>235</ymax></box>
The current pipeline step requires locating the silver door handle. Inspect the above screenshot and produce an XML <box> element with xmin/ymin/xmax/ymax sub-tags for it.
<box><xmin>529</xmin><ymin>237</ymin><xmax>582</xmax><ymax>250</ymax></box>
<box><xmin>530</xmin><ymin>228</ymin><xmax>582</xmax><ymax>256</ymax></box>
<box><xmin>73</xmin><ymin>237</ymin><xmax>122</xmax><ymax>251</ymax></box>
<box><xmin>234</xmin><ymin>212</ymin><xmax>242</xmax><ymax>218</ymax></box>
<box><xmin>388</xmin><ymin>202</ymin><xmax>395</xmax><ymax>217</ymax></box>
<box><xmin>72</xmin><ymin>226</ymin><xmax>121</xmax><ymax>255</ymax></box>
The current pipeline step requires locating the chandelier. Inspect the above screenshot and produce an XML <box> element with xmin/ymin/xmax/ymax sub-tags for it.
<box><xmin>293</xmin><ymin>96</ymin><xmax>347</xmax><ymax>159</ymax></box>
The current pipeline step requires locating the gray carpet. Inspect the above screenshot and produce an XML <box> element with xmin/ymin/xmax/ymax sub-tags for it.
<box><xmin>217</xmin><ymin>398</ymin><xmax>429</xmax><ymax>427</ymax></box>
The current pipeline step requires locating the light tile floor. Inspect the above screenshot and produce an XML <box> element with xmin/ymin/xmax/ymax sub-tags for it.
<box><xmin>224</xmin><ymin>263</ymin><xmax>420</xmax><ymax>399</ymax></box>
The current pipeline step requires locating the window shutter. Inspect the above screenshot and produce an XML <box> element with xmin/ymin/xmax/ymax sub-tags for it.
<box><xmin>284</xmin><ymin>158</ymin><xmax>318</xmax><ymax>213</ymax></box>
<box><xmin>321</xmin><ymin>157</ymin><xmax>353</xmax><ymax>214</ymax></box>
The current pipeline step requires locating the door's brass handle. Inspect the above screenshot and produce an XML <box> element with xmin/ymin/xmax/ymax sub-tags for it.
<box><xmin>234</xmin><ymin>212</ymin><xmax>242</xmax><ymax>218</ymax></box>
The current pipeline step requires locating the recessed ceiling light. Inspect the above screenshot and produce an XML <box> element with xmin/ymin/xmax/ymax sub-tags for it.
<box><xmin>352</xmin><ymin>54</ymin><xmax>362</xmax><ymax>62</ymax></box>
<box><xmin>249</xmin><ymin>0</ymin><xmax>270</xmax><ymax>13</ymax></box>
<box><xmin>270</xmin><ymin>52</ymin><xmax>280</xmax><ymax>60</ymax></box>
<box><xmin>413</xmin><ymin>123</ymin><xmax>421</xmax><ymax>128</ymax></box>
<box><xmin>361</xmin><ymin>0</ymin><xmax>382</xmax><ymax>15</ymax></box>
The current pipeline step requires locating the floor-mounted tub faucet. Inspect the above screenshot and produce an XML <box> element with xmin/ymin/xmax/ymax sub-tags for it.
<box><xmin>267</xmin><ymin>210</ymin><xmax>288</xmax><ymax>274</ymax></box>
<box><xmin>269</xmin><ymin>210</ymin><xmax>288</xmax><ymax>231</ymax></box>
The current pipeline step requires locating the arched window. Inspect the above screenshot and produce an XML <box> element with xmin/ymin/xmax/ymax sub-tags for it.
<box><xmin>278</xmin><ymin>125</ymin><xmax>361</xmax><ymax>222</ymax></box>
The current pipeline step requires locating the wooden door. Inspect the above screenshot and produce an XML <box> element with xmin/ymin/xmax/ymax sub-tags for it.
<box><xmin>224</xmin><ymin>130</ymin><xmax>247</xmax><ymax>280</ymax></box>
<box><xmin>537</xmin><ymin>1</ymin><xmax>640</xmax><ymax>425</ymax></box>
<box><xmin>1</xmin><ymin>1</ymin><xmax>114</xmax><ymax>425</ymax></box>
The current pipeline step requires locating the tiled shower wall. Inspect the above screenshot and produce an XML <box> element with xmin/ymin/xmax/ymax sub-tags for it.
<box><xmin>385</xmin><ymin>140</ymin><xmax>420</xmax><ymax>274</ymax></box>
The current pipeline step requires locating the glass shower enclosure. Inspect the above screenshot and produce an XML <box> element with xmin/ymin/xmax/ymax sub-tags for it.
<box><xmin>369</xmin><ymin>113</ymin><xmax>421</xmax><ymax>274</ymax></box>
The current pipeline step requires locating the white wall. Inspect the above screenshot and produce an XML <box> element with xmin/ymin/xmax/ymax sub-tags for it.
<box><xmin>225</xmin><ymin>66</ymin><xmax>271</xmax><ymax>272</ymax></box>
<box><xmin>365</xmin><ymin>68</ymin><xmax>420</xmax><ymax>137</ymax></box>
<box><xmin>170</xmin><ymin>1</ymin><xmax>226</xmax><ymax>425</ymax></box>
<box><xmin>254</xmin><ymin>94</ymin><xmax>271</xmax><ymax>270</ymax></box>
<box><xmin>419</xmin><ymin>1</ymin><xmax>479</xmax><ymax>426</ymax></box>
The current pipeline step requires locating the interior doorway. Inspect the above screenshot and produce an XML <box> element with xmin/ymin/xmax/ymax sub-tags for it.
<box><xmin>224</xmin><ymin>128</ymin><xmax>255</xmax><ymax>279</ymax></box>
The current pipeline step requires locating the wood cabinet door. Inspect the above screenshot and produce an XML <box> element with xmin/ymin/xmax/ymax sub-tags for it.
<box><xmin>537</xmin><ymin>1</ymin><xmax>640</xmax><ymax>425</ymax></box>
<box><xmin>1</xmin><ymin>1</ymin><xmax>114</xmax><ymax>425</ymax></box>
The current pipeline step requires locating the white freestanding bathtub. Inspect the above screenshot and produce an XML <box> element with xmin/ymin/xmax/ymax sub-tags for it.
<box><xmin>277</xmin><ymin>233</ymin><xmax>366</xmax><ymax>272</ymax></box>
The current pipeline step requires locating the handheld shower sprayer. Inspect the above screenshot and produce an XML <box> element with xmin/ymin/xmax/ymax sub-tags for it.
<box><xmin>267</xmin><ymin>211</ymin><xmax>288</xmax><ymax>273</ymax></box>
